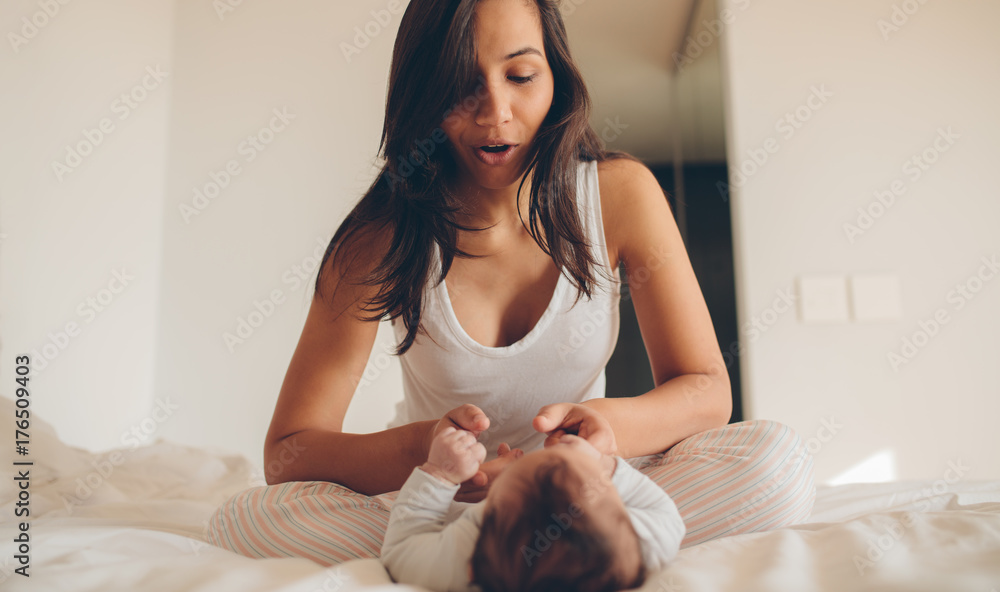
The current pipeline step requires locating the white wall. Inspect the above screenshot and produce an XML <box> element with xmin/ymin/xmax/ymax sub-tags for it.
<box><xmin>151</xmin><ymin>0</ymin><xmax>412</xmax><ymax>466</ymax></box>
<box><xmin>0</xmin><ymin>0</ymin><xmax>174</xmax><ymax>451</ymax></box>
<box><xmin>718</xmin><ymin>0</ymin><xmax>1000</xmax><ymax>482</ymax></box>
<box><xmin>7</xmin><ymin>0</ymin><xmax>996</xmax><ymax>487</ymax></box>
<box><xmin>0</xmin><ymin>0</ymin><xmax>410</xmax><ymax>467</ymax></box>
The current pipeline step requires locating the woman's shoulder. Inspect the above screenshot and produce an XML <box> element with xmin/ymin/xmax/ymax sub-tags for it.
<box><xmin>595</xmin><ymin>154</ymin><xmax>658</xmax><ymax>195</ymax></box>
<box><xmin>595</xmin><ymin>155</ymin><xmax>664</xmax><ymax>270</ymax></box>
<box><xmin>318</xmin><ymin>219</ymin><xmax>396</xmax><ymax>294</ymax></box>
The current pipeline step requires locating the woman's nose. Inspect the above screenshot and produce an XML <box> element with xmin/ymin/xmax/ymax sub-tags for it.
<box><xmin>474</xmin><ymin>84</ymin><xmax>512</xmax><ymax>127</ymax></box>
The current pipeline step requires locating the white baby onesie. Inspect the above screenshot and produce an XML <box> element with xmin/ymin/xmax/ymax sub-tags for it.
<box><xmin>379</xmin><ymin>457</ymin><xmax>685</xmax><ymax>592</ymax></box>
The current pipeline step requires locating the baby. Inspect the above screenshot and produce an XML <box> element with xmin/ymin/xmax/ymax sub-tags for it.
<box><xmin>379</xmin><ymin>426</ymin><xmax>685</xmax><ymax>592</ymax></box>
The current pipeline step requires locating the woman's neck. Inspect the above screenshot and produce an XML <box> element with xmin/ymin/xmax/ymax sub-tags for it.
<box><xmin>450</xmin><ymin>171</ymin><xmax>534</xmax><ymax>232</ymax></box>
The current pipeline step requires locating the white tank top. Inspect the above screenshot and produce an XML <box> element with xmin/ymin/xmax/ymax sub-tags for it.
<box><xmin>386</xmin><ymin>159</ymin><xmax>621</xmax><ymax>462</ymax></box>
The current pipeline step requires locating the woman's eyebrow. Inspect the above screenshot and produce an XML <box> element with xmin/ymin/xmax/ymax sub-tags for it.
<box><xmin>504</xmin><ymin>46</ymin><xmax>543</xmax><ymax>60</ymax></box>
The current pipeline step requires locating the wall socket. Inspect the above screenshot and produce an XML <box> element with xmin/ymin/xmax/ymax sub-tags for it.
<box><xmin>796</xmin><ymin>273</ymin><xmax>903</xmax><ymax>324</ymax></box>
<box><xmin>849</xmin><ymin>274</ymin><xmax>903</xmax><ymax>321</ymax></box>
<box><xmin>797</xmin><ymin>275</ymin><xmax>849</xmax><ymax>323</ymax></box>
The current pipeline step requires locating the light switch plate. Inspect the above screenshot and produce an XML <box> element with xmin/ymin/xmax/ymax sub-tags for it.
<box><xmin>850</xmin><ymin>274</ymin><xmax>903</xmax><ymax>322</ymax></box>
<box><xmin>797</xmin><ymin>275</ymin><xmax>849</xmax><ymax>323</ymax></box>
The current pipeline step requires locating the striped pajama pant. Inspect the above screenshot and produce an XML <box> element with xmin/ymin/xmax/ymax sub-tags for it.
<box><xmin>206</xmin><ymin>420</ymin><xmax>815</xmax><ymax>566</ymax></box>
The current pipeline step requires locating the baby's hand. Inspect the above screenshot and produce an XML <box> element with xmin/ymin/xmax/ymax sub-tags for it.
<box><xmin>421</xmin><ymin>426</ymin><xmax>487</xmax><ymax>485</ymax></box>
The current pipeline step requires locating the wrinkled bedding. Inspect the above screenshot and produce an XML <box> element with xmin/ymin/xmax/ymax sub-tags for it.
<box><xmin>1</xmin><ymin>395</ymin><xmax>998</xmax><ymax>591</ymax></box>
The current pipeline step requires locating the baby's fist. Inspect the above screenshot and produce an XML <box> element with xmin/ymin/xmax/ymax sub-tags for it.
<box><xmin>422</xmin><ymin>427</ymin><xmax>487</xmax><ymax>485</ymax></box>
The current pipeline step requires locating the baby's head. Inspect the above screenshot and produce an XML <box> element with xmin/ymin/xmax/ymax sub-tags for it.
<box><xmin>469</xmin><ymin>439</ymin><xmax>647</xmax><ymax>592</ymax></box>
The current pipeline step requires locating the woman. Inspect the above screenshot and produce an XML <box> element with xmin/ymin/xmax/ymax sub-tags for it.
<box><xmin>207</xmin><ymin>0</ymin><xmax>815</xmax><ymax>567</ymax></box>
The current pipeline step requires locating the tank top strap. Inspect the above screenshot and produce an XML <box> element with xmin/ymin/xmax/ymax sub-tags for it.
<box><xmin>575</xmin><ymin>159</ymin><xmax>620</xmax><ymax>293</ymax></box>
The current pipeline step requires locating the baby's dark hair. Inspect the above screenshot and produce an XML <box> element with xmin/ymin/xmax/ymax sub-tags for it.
<box><xmin>470</xmin><ymin>458</ymin><xmax>647</xmax><ymax>592</ymax></box>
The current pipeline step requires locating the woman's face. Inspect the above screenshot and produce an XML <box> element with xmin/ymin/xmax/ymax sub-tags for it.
<box><xmin>442</xmin><ymin>0</ymin><xmax>555</xmax><ymax>192</ymax></box>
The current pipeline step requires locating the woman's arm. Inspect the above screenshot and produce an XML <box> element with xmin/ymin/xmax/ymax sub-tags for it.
<box><xmin>587</xmin><ymin>158</ymin><xmax>733</xmax><ymax>458</ymax></box>
<box><xmin>265</xmin><ymin>424</ymin><xmax>434</xmax><ymax>494</ymax></box>
<box><xmin>264</xmin><ymin>224</ymin><xmax>434</xmax><ymax>494</ymax></box>
<box><xmin>581</xmin><ymin>376</ymin><xmax>729</xmax><ymax>459</ymax></box>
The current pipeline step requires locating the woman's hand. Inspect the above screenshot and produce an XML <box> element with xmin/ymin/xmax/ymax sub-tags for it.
<box><xmin>532</xmin><ymin>402</ymin><xmax>618</xmax><ymax>457</ymax></box>
<box><xmin>421</xmin><ymin>427</ymin><xmax>487</xmax><ymax>485</ymax></box>
<box><xmin>453</xmin><ymin>442</ymin><xmax>524</xmax><ymax>503</ymax></box>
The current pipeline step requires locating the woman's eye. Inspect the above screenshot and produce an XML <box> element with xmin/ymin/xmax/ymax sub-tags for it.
<box><xmin>508</xmin><ymin>75</ymin><xmax>536</xmax><ymax>84</ymax></box>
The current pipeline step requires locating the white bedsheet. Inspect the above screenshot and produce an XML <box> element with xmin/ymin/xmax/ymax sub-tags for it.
<box><xmin>1</xmin><ymin>395</ymin><xmax>998</xmax><ymax>592</ymax></box>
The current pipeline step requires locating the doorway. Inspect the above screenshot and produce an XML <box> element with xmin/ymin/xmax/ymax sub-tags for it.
<box><xmin>575</xmin><ymin>0</ymin><xmax>744</xmax><ymax>423</ymax></box>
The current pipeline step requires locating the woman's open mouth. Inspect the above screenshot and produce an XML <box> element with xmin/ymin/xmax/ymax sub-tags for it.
<box><xmin>473</xmin><ymin>144</ymin><xmax>518</xmax><ymax>166</ymax></box>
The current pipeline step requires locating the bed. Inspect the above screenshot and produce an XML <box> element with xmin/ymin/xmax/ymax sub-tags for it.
<box><xmin>2</xmin><ymin>394</ymin><xmax>998</xmax><ymax>592</ymax></box>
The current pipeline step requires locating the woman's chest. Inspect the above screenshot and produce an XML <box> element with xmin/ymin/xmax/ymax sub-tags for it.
<box><xmin>444</xmin><ymin>244</ymin><xmax>563</xmax><ymax>349</ymax></box>
<box><xmin>442</xmin><ymin>214</ymin><xmax>620</xmax><ymax>349</ymax></box>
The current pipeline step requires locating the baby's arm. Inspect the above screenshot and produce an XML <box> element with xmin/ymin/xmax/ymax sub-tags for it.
<box><xmin>379</xmin><ymin>427</ymin><xmax>486</xmax><ymax>591</ymax></box>
<box><xmin>610</xmin><ymin>457</ymin><xmax>687</xmax><ymax>571</ymax></box>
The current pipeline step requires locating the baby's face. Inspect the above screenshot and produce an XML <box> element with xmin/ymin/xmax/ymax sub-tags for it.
<box><xmin>486</xmin><ymin>438</ymin><xmax>613</xmax><ymax>509</ymax></box>
<box><xmin>482</xmin><ymin>439</ymin><xmax>641</xmax><ymax>578</ymax></box>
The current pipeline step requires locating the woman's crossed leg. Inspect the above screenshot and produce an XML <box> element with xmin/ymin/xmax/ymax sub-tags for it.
<box><xmin>206</xmin><ymin>419</ymin><xmax>815</xmax><ymax>565</ymax></box>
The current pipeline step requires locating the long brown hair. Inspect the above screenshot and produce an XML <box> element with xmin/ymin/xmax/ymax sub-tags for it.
<box><xmin>315</xmin><ymin>0</ymin><xmax>632</xmax><ymax>355</ymax></box>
